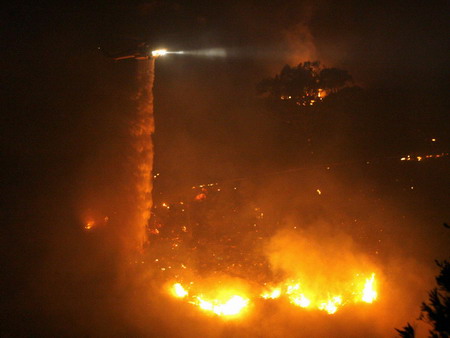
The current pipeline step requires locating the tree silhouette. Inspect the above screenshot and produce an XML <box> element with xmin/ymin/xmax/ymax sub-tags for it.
<box><xmin>396</xmin><ymin>225</ymin><xmax>450</xmax><ymax>337</ymax></box>
<box><xmin>396</xmin><ymin>323</ymin><xmax>415</xmax><ymax>338</ymax></box>
<box><xmin>318</xmin><ymin>67</ymin><xmax>352</xmax><ymax>93</ymax></box>
<box><xmin>257</xmin><ymin>61</ymin><xmax>352</xmax><ymax>107</ymax></box>
<box><xmin>420</xmin><ymin>260</ymin><xmax>450</xmax><ymax>337</ymax></box>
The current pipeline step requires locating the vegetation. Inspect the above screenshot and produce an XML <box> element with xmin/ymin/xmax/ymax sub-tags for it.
<box><xmin>396</xmin><ymin>225</ymin><xmax>450</xmax><ymax>338</ymax></box>
<box><xmin>256</xmin><ymin>61</ymin><xmax>352</xmax><ymax>108</ymax></box>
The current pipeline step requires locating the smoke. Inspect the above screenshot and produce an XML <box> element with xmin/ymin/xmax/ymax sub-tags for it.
<box><xmin>131</xmin><ymin>59</ymin><xmax>156</xmax><ymax>250</ymax></box>
<box><xmin>4</xmin><ymin>2</ymin><xmax>448</xmax><ymax>336</ymax></box>
<box><xmin>76</xmin><ymin>58</ymin><xmax>155</xmax><ymax>257</ymax></box>
<box><xmin>282</xmin><ymin>22</ymin><xmax>318</xmax><ymax>66</ymax></box>
<box><xmin>266</xmin><ymin>224</ymin><xmax>378</xmax><ymax>293</ymax></box>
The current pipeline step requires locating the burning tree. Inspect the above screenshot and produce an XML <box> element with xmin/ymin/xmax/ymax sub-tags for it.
<box><xmin>256</xmin><ymin>61</ymin><xmax>361</xmax><ymax>166</ymax></box>
<box><xmin>256</xmin><ymin>61</ymin><xmax>352</xmax><ymax>107</ymax></box>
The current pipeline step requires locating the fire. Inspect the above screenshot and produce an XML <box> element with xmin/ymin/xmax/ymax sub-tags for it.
<box><xmin>171</xmin><ymin>283</ymin><xmax>188</xmax><ymax>298</ymax></box>
<box><xmin>261</xmin><ymin>287</ymin><xmax>282</xmax><ymax>299</ymax></box>
<box><xmin>362</xmin><ymin>273</ymin><xmax>377</xmax><ymax>303</ymax></box>
<box><xmin>318</xmin><ymin>296</ymin><xmax>342</xmax><ymax>314</ymax></box>
<box><xmin>400</xmin><ymin>153</ymin><xmax>449</xmax><ymax>161</ymax></box>
<box><xmin>195</xmin><ymin>193</ymin><xmax>207</xmax><ymax>201</ymax></box>
<box><xmin>257</xmin><ymin>274</ymin><xmax>378</xmax><ymax>315</ymax></box>
<box><xmin>168</xmin><ymin>275</ymin><xmax>378</xmax><ymax>317</ymax></box>
<box><xmin>170</xmin><ymin>282</ymin><xmax>249</xmax><ymax>317</ymax></box>
<box><xmin>193</xmin><ymin>295</ymin><xmax>249</xmax><ymax>316</ymax></box>
<box><xmin>84</xmin><ymin>220</ymin><xmax>95</xmax><ymax>230</ymax></box>
<box><xmin>290</xmin><ymin>294</ymin><xmax>311</xmax><ymax>308</ymax></box>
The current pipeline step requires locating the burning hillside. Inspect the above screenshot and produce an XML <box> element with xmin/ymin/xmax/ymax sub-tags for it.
<box><xmin>145</xmin><ymin>172</ymin><xmax>383</xmax><ymax>319</ymax></box>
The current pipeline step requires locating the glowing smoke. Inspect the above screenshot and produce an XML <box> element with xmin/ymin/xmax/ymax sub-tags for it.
<box><xmin>131</xmin><ymin>58</ymin><xmax>155</xmax><ymax>249</ymax></box>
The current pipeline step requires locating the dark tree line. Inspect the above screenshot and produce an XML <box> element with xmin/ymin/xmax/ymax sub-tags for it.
<box><xmin>255</xmin><ymin>60</ymin><xmax>443</xmax><ymax>168</ymax></box>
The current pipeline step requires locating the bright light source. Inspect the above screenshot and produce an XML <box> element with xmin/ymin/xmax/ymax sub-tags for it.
<box><xmin>152</xmin><ymin>49</ymin><xmax>168</xmax><ymax>57</ymax></box>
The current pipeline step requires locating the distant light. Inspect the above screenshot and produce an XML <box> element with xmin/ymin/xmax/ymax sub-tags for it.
<box><xmin>152</xmin><ymin>49</ymin><xmax>168</xmax><ymax>57</ymax></box>
<box><xmin>431</xmin><ymin>138</ymin><xmax>436</xmax><ymax>142</ymax></box>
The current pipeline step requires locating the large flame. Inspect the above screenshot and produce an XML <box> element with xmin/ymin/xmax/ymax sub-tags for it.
<box><xmin>362</xmin><ymin>273</ymin><xmax>377</xmax><ymax>303</ymax></box>
<box><xmin>171</xmin><ymin>283</ymin><xmax>188</xmax><ymax>298</ymax></box>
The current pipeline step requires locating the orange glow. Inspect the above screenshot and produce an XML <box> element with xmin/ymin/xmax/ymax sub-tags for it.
<box><xmin>318</xmin><ymin>296</ymin><xmax>342</xmax><ymax>314</ymax></box>
<box><xmin>168</xmin><ymin>282</ymin><xmax>250</xmax><ymax>318</ymax></box>
<box><xmin>193</xmin><ymin>295</ymin><xmax>249</xmax><ymax>316</ymax></box>
<box><xmin>400</xmin><ymin>153</ymin><xmax>448</xmax><ymax>161</ymax></box>
<box><xmin>318</xmin><ymin>88</ymin><xmax>327</xmax><ymax>99</ymax></box>
<box><xmin>84</xmin><ymin>220</ymin><xmax>95</xmax><ymax>230</ymax></box>
<box><xmin>362</xmin><ymin>273</ymin><xmax>377</xmax><ymax>303</ymax></box>
<box><xmin>171</xmin><ymin>283</ymin><xmax>188</xmax><ymax>298</ymax></box>
<box><xmin>195</xmin><ymin>193</ymin><xmax>207</xmax><ymax>201</ymax></box>
<box><xmin>168</xmin><ymin>272</ymin><xmax>378</xmax><ymax>317</ymax></box>
<box><xmin>256</xmin><ymin>273</ymin><xmax>378</xmax><ymax>314</ymax></box>
<box><xmin>290</xmin><ymin>294</ymin><xmax>311</xmax><ymax>308</ymax></box>
<box><xmin>261</xmin><ymin>287</ymin><xmax>282</xmax><ymax>299</ymax></box>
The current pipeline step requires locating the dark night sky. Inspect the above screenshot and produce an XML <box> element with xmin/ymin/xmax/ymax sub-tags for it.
<box><xmin>1</xmin><ymin>1</ymin><xmax>449</xmax><ymax>335</ymax></box>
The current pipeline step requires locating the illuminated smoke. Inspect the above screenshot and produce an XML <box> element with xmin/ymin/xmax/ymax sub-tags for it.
<box><xmin>131</xmin><ymin>58</ymin><xmax>155</xmax><ymax>249</ymax></box>
<box><xmin>283</xmin><ymin>22</ymin><xmax>318</xmax><ymax>65</ymax></box>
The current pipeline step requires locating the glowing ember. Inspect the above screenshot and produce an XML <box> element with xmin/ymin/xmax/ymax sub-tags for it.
<box><xmin>362</xmin><ymin>273</ymin><xmax>377</xmax><ymax>303</ymax></box>
<box><xmin>84</xmin><ymin>220</ymin><xmax>95</xmax><ymax>230</ymax></box>
<box><xmin>195</xmin><ymin>193</ymin><xmax>207</xmax><ymax>201</ymax></box>
<box><xmin>400</xmin><ymin>153</ymin><xmax>449</xmax><ymax>161</ymax></box>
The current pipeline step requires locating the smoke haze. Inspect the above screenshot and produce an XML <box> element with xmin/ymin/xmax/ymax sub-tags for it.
<box><xmin>1</xmin><ymin>1</ymin><xmax>449</xmax><ymax>336</ymax></box>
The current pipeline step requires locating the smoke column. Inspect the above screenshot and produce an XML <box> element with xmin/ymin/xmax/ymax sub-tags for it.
<box><xmin>130</xmin><ymin>58</ymin><xmax>155</xmax><ymax>250</ymax></box>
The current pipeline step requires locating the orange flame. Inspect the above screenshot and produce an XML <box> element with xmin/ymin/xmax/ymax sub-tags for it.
<box><xmin>169</xmin><ymin>273</ymin><xmax>378</xmax><ymax>318</ymax></box>
<box><xmin>362</xmin><ymin>273</ymin><xmax>377</xmax><ymax>303</ymax></box>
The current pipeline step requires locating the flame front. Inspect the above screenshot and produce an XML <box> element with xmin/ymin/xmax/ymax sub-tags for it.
<box><xmin>170</xmin><ymin>274</ymin><xmax>378</xmax><ymax>318</ymax></box>
<box><xmin>258</xmin><ymin>273</ymin><xmax>378</xmax><ymax>315</ymax></box>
